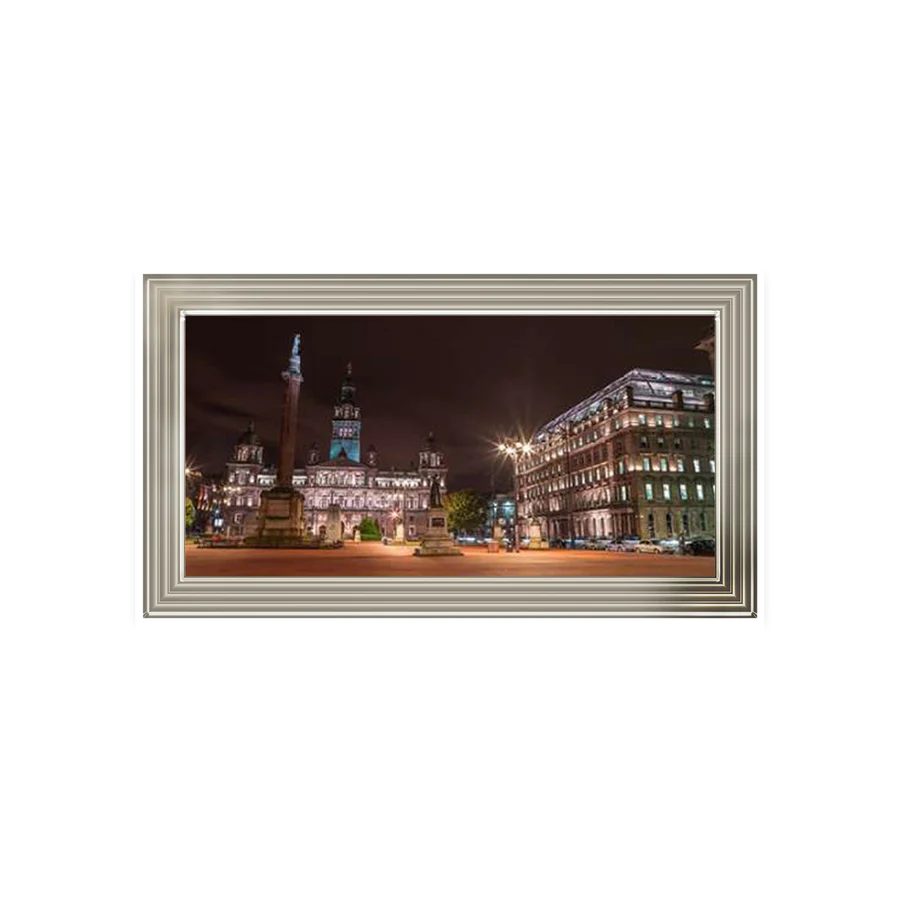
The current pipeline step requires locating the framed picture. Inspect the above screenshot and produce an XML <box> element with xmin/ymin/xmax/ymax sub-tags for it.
<box><xmin>144</xmin><ymin>275</ymin><xmax>756</xmax><ymax>616</ymax></box>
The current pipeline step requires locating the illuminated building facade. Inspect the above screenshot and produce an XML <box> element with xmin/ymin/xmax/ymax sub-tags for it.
<box><xmin>221</xmin><ymin>365</ymin><xmax>447</xmax><ymax>539</ymax></box>
<box><xmin>516</xmin><ymin>369</ymin><xmax>716</xmax><ymax>541</ymax></box>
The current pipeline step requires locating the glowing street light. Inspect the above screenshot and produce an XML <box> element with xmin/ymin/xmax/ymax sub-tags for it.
<box><xmin>497</xmin><ymin>438</ymin><xmax>535</xmax><ymax>551</ymax></box>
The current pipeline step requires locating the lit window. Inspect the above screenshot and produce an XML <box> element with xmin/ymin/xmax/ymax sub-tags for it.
<box><xmin>704</xmin><ymin>418</ymin><xmax>711</xmax><ymax>429</ymax></box>
<box><xmin>638</xmin><ymin>414</ymin><xmax>647</xmax><ymax>425</ymax></box>
<box><xmin>693</xmin><ymin>459</ymin><xmax>701</xmax><ymax>473</ymax></box>
<box><xmin>642</xmin><ymin>456</ymin><xmax>651</xmax><ymax>471</ymax></box>
<box><xmin>655</xmin><ymin>414</ymin><xmax>663</xmax><ymax>426</ymax></box>
<box><xmin>660</xmin><ymin>458</ymin><xmax>669</xmax><ymax>472</ymax></box>
<box><xmin>679</xmin><ymin>483</ymin><xmax>688</xmax><ymax>500</ymax></box>
<box><xmin>614</xmin><ymin>419</ymin><xmax>621</xmax><ymax>430</ymax></box>
<box><xmin>710</xmin><ymin>460</ymin><xmax>715</xmax><ymax>473</ymax></box>
<box><xmin>673</xmin><ymin>416</ymin><xmax>680</xmax><ymax>427</ymax></box>
<box><xmin>644</xmin><ymin>483</ymin><xmax>653</xmax><ymax>500</ymax></box>
<box><xmin>687</xmin><ymin>417</ymin><xmax>695</xmax><ymax>427</ymax></box>
<box><xmin>676</xmin><ymin>459</ymin><xmax>685</xmax><ymax>473</ymax></box>
<box><xmin>619</xmin><ymin>485</ymin><xmax>628</xmax><ymax>501</ymax></box>
<box><xmin>663</xmin><ymin>483</ymin><xmax>671</xmax><ymax>501</ymax></box>
<box><xmin>696</xmin><ymin>484</ymin><xmax>705</xmax><ymax>501</ymax></box>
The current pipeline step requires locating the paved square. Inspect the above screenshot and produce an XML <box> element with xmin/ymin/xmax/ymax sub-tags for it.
<box><xmin>185</xmin><ymin>541</ymin><xmax>716</xmax><ymax>578</ymax></box>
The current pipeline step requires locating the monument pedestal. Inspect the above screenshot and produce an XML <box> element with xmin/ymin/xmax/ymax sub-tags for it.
<box><xmin>245</xmin><ymin>487</ymin><xmax>306</xmax><ymax>547</ymax></box>
<box><xmin>414</xmin><ymin>507</ymin><xmax>463</xmax><ymax>557</ymax></box>
<box><xmin>527</xmin><ymin>522</ymin><xmax>549</xmax><ymax>550</ymax></box>
<box><xmin>324</xmin><ymin>503</ymin><xmax>343</xmax><ymax>545</ymax></box>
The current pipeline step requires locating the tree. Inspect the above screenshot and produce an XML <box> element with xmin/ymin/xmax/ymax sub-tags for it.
<box><xmin>359</xmin><ymin>516</ymin><xmax>381</xmax><ymax>540</ymax></box>
<box><xmin>185</xmin><ymin>497</ymin><xmax>197</xmax><ymax>532</ymax></box>
<box><xmin>444</xmin><ymin>490</ymin><xmax>487</xmax><ymax>535</ymax></box>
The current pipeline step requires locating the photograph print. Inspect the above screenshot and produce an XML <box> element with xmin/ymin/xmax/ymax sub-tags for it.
<box><xmin>184</xmin><ymin>313</ymin><xmax>718</xmax><ymax>579</ymax></box>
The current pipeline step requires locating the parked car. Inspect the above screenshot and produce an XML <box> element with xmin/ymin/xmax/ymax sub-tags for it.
<box><xmin>658</xmin><ymin>537</ymin><xmax>680</xmax><ymax>553</ymax></box>
<box><xmin>685</xmin><ymin>538</ymin><xmax>716</xmax><ymax>556</ymax></box>
<box><xmin>584</xmin><ymin>537</ymin><xmax>610</xmax><ymax>550</ymax></box>
<box><xmin>548</xmin><ymin>537</ymin><xmax>581</xmax><ymax>549</ymax></box>
<box><xmin>634</xmin><ymin>539</ymin><xmax>664</xmax><ymax>554</ymax></box>
<box><xmin>607</xmin><ymin>540</ymin><xmax>633</xmax><ymax>552</ymax></box>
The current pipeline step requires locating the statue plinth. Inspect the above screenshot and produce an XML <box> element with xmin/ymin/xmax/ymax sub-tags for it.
<box><xmin>526</xmin><ymin>522</ymin><xmax>549</xmax><ymax>550</ymax></box>
<box><xmin>324</xmin><ymin>504</ymin><xmax>342</xmax><ymax>545</ymax></box>
<box><xmin>414</xmin><ymin>507</ymin><xmax>463</xmax><ymax>557</ymax></box>
<box><xmin>245</xmin><ymin>486</ymin><xmax>306</xmax><ymax>547</ymax></box>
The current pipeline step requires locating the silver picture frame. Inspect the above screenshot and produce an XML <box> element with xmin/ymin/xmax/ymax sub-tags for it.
<box><xmin>143</xmin><ymin>275</ymin><xmax>756</xmax><ymax>617</ymax></box>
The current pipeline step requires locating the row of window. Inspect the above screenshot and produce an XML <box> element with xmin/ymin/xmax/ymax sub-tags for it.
<box><xmin>524</xmin><ymin>457</ymin><xmax>714</xmax><ymax>497</ymax></box>
<box><xmin>566</xmin><ymin>509</ymin><xmax>710</xmax><ymax>538</ymax></box>
<box><xmin>525</xmin><ymin>481</ymin><xmax>714</xmax><ymax>512</ymax></box>
<box><xmin>527</xmin><ymin>413</ymin><xmax>714</xmax><ymax>465</ymax></box>
<box><xmin>642</xmin><ymin>456</ymin><xmax>714</xmax><ymax>474</ymax></box>
<box><xmin>644</xmin><ymin>482</ymin><xmax>711</xmax><ymax>502</ymax></box>
<box><xmin>229</xmin><ymin>470</ymin><xmax>434</xmax><ymax>489</ymax></box>
<box><xmin>522</xmin><ymin>434</ymin><xmax>714</xmax><ymax>480</ymax></box>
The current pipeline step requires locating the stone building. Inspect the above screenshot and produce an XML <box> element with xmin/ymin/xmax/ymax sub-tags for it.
<box><xmin>221</xmin><ymin>364</ymin><xmax>447</xmax><ymax>540</ymax></box>
<box><xmin>516</xmin><ymin>369</ymin><xmax>716</xmax><ymax>542</ymax></box>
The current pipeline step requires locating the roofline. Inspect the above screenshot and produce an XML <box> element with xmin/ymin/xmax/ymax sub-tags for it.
<box><xmin>535</xmin><ymin>368</ymin><xmax>715</xmax><ymax>437</ymax></box>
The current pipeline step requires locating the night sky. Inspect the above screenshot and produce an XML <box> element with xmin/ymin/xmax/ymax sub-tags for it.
<box><xmin>186</xmin><ymin>315</ymin><xmax>714</xmax><ymax>492</ymax></box>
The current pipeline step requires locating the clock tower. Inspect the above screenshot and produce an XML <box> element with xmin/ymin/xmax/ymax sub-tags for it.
<box><xmin>329</xmin><ymin>362</ymin><xmax>361</xmax><ymax>462</ymax></box>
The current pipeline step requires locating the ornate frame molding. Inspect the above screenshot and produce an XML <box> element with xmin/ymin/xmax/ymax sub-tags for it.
<box><xmin>144</xmin><ymin>275</ymin><xmax>756</xmax><ymax>616</ymax></box>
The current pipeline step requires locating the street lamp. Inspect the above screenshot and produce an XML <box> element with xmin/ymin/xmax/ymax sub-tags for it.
<box><xmin>497</xmin><ymin>439</ymin><xmax>534</xmax><ymax>551</ymax></box>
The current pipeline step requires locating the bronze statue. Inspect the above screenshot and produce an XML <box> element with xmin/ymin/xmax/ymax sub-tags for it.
<box><xmin>429</xmin><ymin>473</ymin><xmax>443</xmax><ymax>508</ymax></box>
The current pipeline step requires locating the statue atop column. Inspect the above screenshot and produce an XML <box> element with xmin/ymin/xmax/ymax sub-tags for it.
<box><xmin>286</xmin><ymin>333</ymin><xmax>303</xmax><ymax>378</ymax></box>
<box><xmin>248</xmin><ymin>331</ymin><xmax>308</xmax><ymax>546</ymax></box>
<box><xmin>429</xmin><ymin>473</ymin><xmax>443</xmax><ymax>509</ymax></box>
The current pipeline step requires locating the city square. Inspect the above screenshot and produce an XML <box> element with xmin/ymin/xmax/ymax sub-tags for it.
<box><xmin>185</xmin><ymin>539</ymin><xmax>715</xmax><ymax>578</ymax></box>
<box><xmin>185</xmin><ymin>313</ymin><xmax>717</xmax><ymax>578</ymax></box>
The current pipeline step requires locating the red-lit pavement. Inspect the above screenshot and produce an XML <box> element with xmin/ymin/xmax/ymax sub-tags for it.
<box><xmin>185</xmin><ymin>541</ymin><xmax>716</xmax><ymax>578</ymax></box>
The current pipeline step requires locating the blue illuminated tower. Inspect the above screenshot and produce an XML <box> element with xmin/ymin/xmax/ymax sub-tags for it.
<box><xmin>329</xmin><ymin>362</ymin><xmax>361</xmax><ymax>462</ymax></box>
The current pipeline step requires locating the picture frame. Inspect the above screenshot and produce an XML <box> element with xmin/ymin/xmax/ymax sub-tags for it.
<box><xmin>143</xmin><ymin>275</ymin><xmax>756</xmax><ymax>617</ymax></box>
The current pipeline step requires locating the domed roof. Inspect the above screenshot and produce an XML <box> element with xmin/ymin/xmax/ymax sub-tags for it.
<box><xmin>237</xmin><ymin>420</ymin><xmax>261</xmax><ymax>446</ymax></box>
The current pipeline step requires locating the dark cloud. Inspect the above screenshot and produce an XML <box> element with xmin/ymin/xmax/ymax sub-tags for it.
<box><xmin>186</xmin><ymin>315</ymin><xmax>713</xmax><ymax>490</ymax></box>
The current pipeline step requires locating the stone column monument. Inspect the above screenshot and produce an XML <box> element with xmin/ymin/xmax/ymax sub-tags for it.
<box><xmin>248</xmin><ymin>334</ymin><xmax>307</xmax><ymax>547</ymax></box>
<box><xmin>414</xmin><ymin>474</ymin><xmax>462</xmax><ymax>557</ymax></box>
<box><xmin>324</xmin><ymin>504</ymin><xmax>342</xmax><ymax>544</ymax></box>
